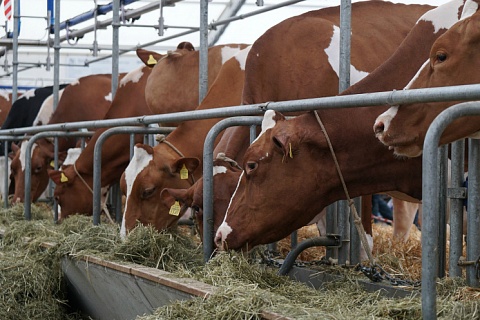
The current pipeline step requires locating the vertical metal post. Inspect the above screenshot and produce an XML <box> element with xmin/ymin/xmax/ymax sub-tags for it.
<box><xmin>12</xmin><ymin>0</ymin><xmax>20</xmax><ymax>102</ymax></box>
<box><xmin>338</xmin><ymin>0</ymin><xmax>352</xmax><ymax>266</ymax></box>
<box><xmin>337</xmin><ymin>200</ymin><xmax>350</xmax><ymax>265</ymax></box>
<box><xmin>53</xmin><ymin>137</ymin><xmax>59</xmax><ymax>221</ymax></box>
<box><xmin>449</xmin><ymin>140</ymin><xmax>465</xmax><ymax>277</ymax></box>
<box><xmin>158</xmin><ymin>0</ymin><xmax>164</xmax><ymax>36</ymax></box>
<box><xmin>466</xmin><ymin>138</ymin><xmax>480</xmax><ymax>287</ymax></box>
<box><xmin>326</xmin><ymin>204</ymin><xmax>337</xmax><ymax>260</ymax></box>
<box><xmin>349</xmin><ymin>197</ymin><xmax>361</xmax><ymax>264</ymax></box>
<box><xmin>112</xmin><ymin>0</ymin><xmax>120</xmax><ymax>96</ymax></box>
<box><xmin>53</xmin><ymin>0</ymin><xmax>61</xmax><ymax>109</ymax></box>
<box><xmin>437</xmin><ymin>145</ymin><xmax>448</xmax><ymax>277</ymax></box>
<box><xmin>339</xmin><ymin>0</ymin><xmax>351</xmax><ymax>92</ymax></box>
<box><xmin>130</xmin><ymin>134</ymin><xmax>135</xmax><ymax>159</ymax></box>
<box><xmin>3</xmin><ymin>142</ymin><xmax>9</xmax><ymax>208</ymax></box>
<box><xmin>109</xmin><ymin>0</ymin><xmax>121</xmax><ymax>222</ymax></box>
<box><xmin>422</xmin><ymin>120</ymin><xmax>442</xmax><ymax>320</ymax></box>
<box><xmin>199</xmin><ymin>0</ymin><xmax>209</xmax><ymax>103</ymax></box>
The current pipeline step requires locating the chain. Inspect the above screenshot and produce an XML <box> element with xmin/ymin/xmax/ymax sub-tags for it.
<box><xmin>257</xmin><ymin>247</ymin><xmax>420</xmax><ymax>287</ymax></box>
<box><xmin>356</xmin><ymin>263</ymin><xmax>421</xmax><ymax>287</ymax></box>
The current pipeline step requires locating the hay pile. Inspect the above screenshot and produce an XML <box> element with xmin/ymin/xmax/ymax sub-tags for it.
<box><xmin>0</xmin><ymin>202</ymin><xmax>203</xmax><ymax>319</ymax></box>
<box><xmin>139</xmin><ymin>251</ymin><xmax>480</xmax><ymax>320</ymax></box>
<box><xmin>1</xmin><ymin>201</ymin><xmax>479</xmax><ymax>320</ymax></box>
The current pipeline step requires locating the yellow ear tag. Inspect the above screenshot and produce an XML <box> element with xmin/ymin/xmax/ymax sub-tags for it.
<box><xmin>50</xmin><ymin>160</ymin><xmax>55</xmax><ymax>168</ymax></box>
<box><xmin>169</xmin><ymin>201</ymin><xmax>181</xmax><ymax>216</ymax></box>
<box><xmin>289</xmin><ymin>143</ymin><xmax>293</xmax><ymax>159</ymax></box>
<box><xmin>180</xmin><ymin>164</ymin><xmax>189</xmax><ymax>180</ymax></box>
<box><xmin>60</xmin><ymin>172</ymin><xmax>69</xmax><ymax>183</ymax></box>
<box><xmin>147</xmin><ymin>54</ymin><xmax>157</xmax><ymax>66</ymax></box>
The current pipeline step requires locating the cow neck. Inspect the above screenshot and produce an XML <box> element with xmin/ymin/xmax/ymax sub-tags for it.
<box><xmin>314</xmin><ymin>107</ymin><xmax>423</xmax><ymax>202</ymax></box>
<box><xmin>72</xmin><ymin>161</ymin><xmax>115</xmax><ymax>223</ymax></box>
<box><xmin>313</xmin><ymin>109</ymin><xmax>375</xmax><ymax>264</ymax></box>
<box><xmin>156</xmin><ymin>134</ymin><xmax>196</xmax><ymax>185</ymax></box>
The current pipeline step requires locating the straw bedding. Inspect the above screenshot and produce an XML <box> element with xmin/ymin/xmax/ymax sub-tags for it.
<box><xmin>0</xmin><ymin>202</ymin><xmax>478</xmax><ymax>319</ymax></box>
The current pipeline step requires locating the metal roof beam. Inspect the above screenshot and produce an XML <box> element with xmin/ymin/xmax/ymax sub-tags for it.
<box><xmin>208</xmin><ymin>0</ymin><xmax>246</xmax><ymax>46</ymax></box>
<box><xmin>59</xmin><ymin>0</ymin><xmax>183</xmax><ymax>43</ymax></box>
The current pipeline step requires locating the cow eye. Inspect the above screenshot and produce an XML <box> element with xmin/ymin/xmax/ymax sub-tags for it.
<box><xmin>141</xmin><ymin>187</ymin><xmax>156</xmax><ymax>199</ymax></box>
<box><xmin>245</xmin><ymin>161</ymin><xmax>258</xmax><ymax>175</ymax></box>
<box><xmin>192</xmin><ymin>205</ymin><xmax>200</xmax><ymax>213</ymax></box>
<box><xmin>34</xmin><ymin>165</ymin><xmax>43</xmax><ymax>173</ymax></box>
<box><xmin>435</xmin><ymin>52</ymin><xmax>447</xmax><ymax>63</ymax></box>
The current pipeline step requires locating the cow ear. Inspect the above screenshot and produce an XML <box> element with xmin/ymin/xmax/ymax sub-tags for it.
<box><xmin>464</xmin><ymin>11</ymin><xmax>480</xmax><ymax>44</ymax></box>
<box><xmin>57</xmin><ymin>151</ymin><xmax>68</xmax><ymax>165</ymax></box>
<box><xmin>170</xmin><ymin>157</ymin><xmax>200</xmax><ymax>177</ymax></box>
<box><xmin>136</xmin><ymin>48</ymin><xmax>164</xmax><ymax>68</ymax></box>
<box><xmin>272</xmin><ymin>134</ymin><xmax>291</xmax><ymax>160</ymax></box>
<box><xmin>160</xmin><ymin>188</ymin><xmax>188</xmax><ymax>208</ymax></box>
<box><xmin>48</xmin><ymin>169</ymin><xmax>70</xmax><ymax>185</ymax></box>
<box><xmin>176</xmin><ymin>42</ymin><xmax>195</xmax><ymax>51</ymax></box>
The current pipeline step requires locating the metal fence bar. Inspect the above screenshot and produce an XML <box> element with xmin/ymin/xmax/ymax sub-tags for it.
<box><xmin>23</xmin><ymin>131</ymin><xmax>94</xmax><ymax>220</ymax></box>
<box><xmin>466</xmin><ymin>138</ymin><xmax>480</xmax><ymax>288</ymax></box>
<box><xmin>438</xmin><ymin>145</ymin><xmax>448</xmax><ymax>277</ymax></box>
<box><xmin>449</xmin><ymin>139</ymin><xmax>465</xmax><ymax>278</ymax></box>
<box><xmin>422</xmin><ymin>101</ymin><xmax>480</xmax><ymax>319</ymax></box>
<box><xmin>2</xmin><ymin>84</ymin><xmax>480</xmax><ymax>138</ymax></box>
<box><xmin>92</xmin><ymin>126</ymin><xmax>176</xmax><ymax>225</ymax></box>
<box><xmin>203</xmin><ymin>116</ymin><xmax>263</xmax><ymax>262</ymax></box>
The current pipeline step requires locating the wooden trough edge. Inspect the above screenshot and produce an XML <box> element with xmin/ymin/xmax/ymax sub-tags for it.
<box><xmin>0</xmin><ymin>228</ymin><xmax>293</xmax><ymax>320</ymax></box>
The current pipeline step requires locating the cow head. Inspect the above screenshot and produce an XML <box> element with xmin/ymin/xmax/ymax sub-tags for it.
<box><xmin>374</xmin><ymin>8</ymin><xmax>480</xmax><ymax>157</ymax></box>
<box><xmin>49</xmin><ymin>165</ymin><xmax>93</xmax><ymax>220</ymax></box>
<box><xmin>10</xmin><ymin>139</ymin><xmax>66</xmax><ymax>203</ymax></box>
<box><xmin>213</xmin><ymin>111</ymin><xmax>333</xmax><ymax>251</ymax></box>
<box><xmin>120</xmin><ymin>143</ymin><xmax>199</xmax><ymax>237</ymax></box>
<box><xmin>160</xmin><ymin>157</ymin><xmax>243</xmax><ymax>241</ymax></box>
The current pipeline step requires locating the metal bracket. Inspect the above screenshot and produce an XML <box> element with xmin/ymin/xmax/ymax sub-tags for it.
<box><xmin>457</xmin><ymin>255</ymin><xmax>480</xmax><ymax>278</ymax></box>
<box><xmin>447</xmin><ymin>187</ymin><xmax>467</xmax><ymax>199</ymax></box>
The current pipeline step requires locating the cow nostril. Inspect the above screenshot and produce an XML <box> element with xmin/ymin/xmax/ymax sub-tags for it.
<box><xmin>374</xmin><ymin>121</ymin><xmax>385</xmax><ymax>135</ymax></box>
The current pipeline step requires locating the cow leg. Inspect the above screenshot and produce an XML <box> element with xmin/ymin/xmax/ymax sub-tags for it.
<box><xmin>392</xmin><ymin>198</ymin><xmax>419</xmax><ymax>241</ymax></box>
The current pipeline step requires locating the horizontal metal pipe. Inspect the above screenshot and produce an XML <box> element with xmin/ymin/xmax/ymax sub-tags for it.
<box><xmin>2</xmin><ymin>83</ymin><xmax>480</xmax><ymax>137</ymax></box>
<box><xmin>85</xmin><ymin>28</ymin><xmax>198</xmax><ymax>65</ymax></box>
<box><xmin>59</xmin><ymin>0</ymin><xmax>183</xmax><ymax>43</ymax></box>
<box><xmin>52</xmin><ymin>0</ymin><xmax>141</xmax><ymax>33</ymax></box>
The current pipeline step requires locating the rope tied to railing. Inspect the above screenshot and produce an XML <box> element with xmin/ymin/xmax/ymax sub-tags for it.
<box><xmin>313</xmin><ymin>110</ymin><xmax>376</xmax><ymax>266</ymax></box>
<box><xmin>215</xmin><ymin>152</ymin><xmax>242</xmax><ymax>170</ymax></box>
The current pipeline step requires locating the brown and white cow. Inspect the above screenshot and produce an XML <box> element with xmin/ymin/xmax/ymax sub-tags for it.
<box><xmin>123</xmin><ymin>1</ymin><xmax>436</xmax><ymax>240</ymax></box>
<box><xmin>10</xmin><ymin>73</ymin><xmax>115</xmax><ymax>203</ymax></box>
<box><xmin>0</xmin><ymin>89</ymin><xmax>12</xmax><ymax>126</ymax></box>
<box><xmin>47</xmin><ymin>43</ymin><xmax>246</xmax><ymax>220</ymax></box>
<box><xmin>144</xmin><ymin>42</ymin><xmax>247</xmax><ymax>121</ymax></box>
<box><xmin>374</xmin><ymin>1</ymin><xmax>480</xmax><ymax>157</ymax></box>
<box><xmin>47</xmin><ymin>64</ymin><xmax>154</xmax><ymax>219</ymax></box>
<box><xmin>213</xmin><ymin>1</ymin><xmax>473</xmax><ymax>251</ymax></box>
<box><xmin>120</xmin><ymin>45</ymin><xmax>249</xmax><ymax>237</ymax></box>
